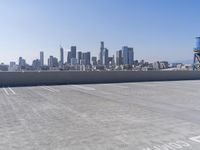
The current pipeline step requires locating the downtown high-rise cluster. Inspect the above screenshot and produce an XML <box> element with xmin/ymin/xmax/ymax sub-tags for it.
<box><xmin>0</xmin><ymin>41</ymin><xmax>191</xmax><ymax>72</ymax></box>
<box><xmin>6</xmin><ymin>41</ymin><xmax>136</xmax><ymax>71</ymax></box>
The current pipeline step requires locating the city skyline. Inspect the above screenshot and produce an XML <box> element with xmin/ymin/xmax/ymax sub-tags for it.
<box><xmin>13</xmin><ymin>41</ymin><xmax>134</xmax><ymax>66</ymax></box>
<box><xmin>0</xmin><ymin>40</ymin><xmax>194</xmax><ymax>66</ymax></box>
<box><xmin>2</xmin><ymin>40</ymin><xmax>190</xmax><ymax>72</ymax></box>
<box><xmin>1</xmin><ymin>0</ymin><xmax>200</xmax><ymax>64</ymax></box>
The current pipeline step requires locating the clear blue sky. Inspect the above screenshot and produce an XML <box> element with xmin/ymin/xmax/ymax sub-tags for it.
<box><xmin>0</xmin><ymin>0</ymin><xmax>199</xmax><ymax>64</ymax></box>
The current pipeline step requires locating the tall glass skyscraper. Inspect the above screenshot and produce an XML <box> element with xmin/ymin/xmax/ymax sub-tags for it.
<box><xmin>60</xmin><ymin>47</ymin><xmax>64</xmax><ymax>66</ymax></box>
<box><xmin>40</xmin><ymin>51</ymin><xmax>44</xmax><ymax>67</ymax></box>
<box><xmin>99</xmin><ymin>41</ymin><xmax>104</xmax><ymax>65</ymax></box>
<box><xmin>122</xmin><ymin>46</ymin><xmax>134</xmax><ymax>65</ymax></box>
<box><xmin>71</xmin><ymin>46</ymin><xmax>77</xmax><ymax>59</ymax></box>
<box><xmin>103</xmin><ymin>48</ymin><xmax>109</xmax><ymax>66</ymax></box>
<box><xmin>116</xmin><ymin>50</ymin><xmax>123</xmax><ymax>66</ymax></box>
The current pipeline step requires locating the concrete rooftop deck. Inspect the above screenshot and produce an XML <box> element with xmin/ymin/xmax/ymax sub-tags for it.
<box><xmin>0</xmin><ymin>81</ymin><xmax>200</xmax><ymax>150</ymax></box>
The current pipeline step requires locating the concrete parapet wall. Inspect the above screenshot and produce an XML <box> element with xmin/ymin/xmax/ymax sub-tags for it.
<box><xmin>0</xmin><ymin>71</ymin><xmax>200</xmax><ymax>87</ymax></box>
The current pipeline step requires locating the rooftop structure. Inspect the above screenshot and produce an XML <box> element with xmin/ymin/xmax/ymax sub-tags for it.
<box><xmin>0</xmin><ymin>81</ymin><xmax>200</xmax><ymax>149</ymax></box>
<box><xmin>193</xmin><ymin>37</ymin><xmax>200</xmax><ymax>70</ymax></box>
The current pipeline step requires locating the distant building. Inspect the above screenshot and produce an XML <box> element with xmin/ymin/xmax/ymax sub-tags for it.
<box><xmin>40</xmin><ymin>51</ymin><xmax>44</xmax><ymax>67</ymax></box>
<box><xmin>140</xmin><ymin>60</ymin><xmax>145</xmax><ymax>65</ymax></box>
<box><xmin>160</xmin><ymin>61</ymin><xmax>169</xmax><ymax>69</ymax></box>
<box><xmin>108</xmin><ymin>55</ymin><xmax>115</xmax><ymax>66</ymax></box>
<box><xmin>71</xmin><ymin>46</ymin><xmax>76</xmax><ymax>59</ymax></box>
<box><xmin>171</xmin><ymin>63</ymin><xmax>183</xmax><ymax>68</ymax></box>
<box><xmin>9</xmin><ymin>61</ymin><xmax>17</xmax><ymax>71</ymax></box>
<box><xmin>48</xmin><ymin>56</ymin><xmax>58</xmax><ymax>68</ymax></box>
<box><xmin>19</xmin><ymin>57</ymin><xmax>26</xmax><ymax>69</ymax></box>
<box><xmin>116</xmin><ymin>50</ymin><xmax>123</xmax><ymax>66</ymax></box>
<box><xmin>85</xmin><ymin>52</ymin><xmax>91</xmax><ymax>65</ymax></box>
<box><xmin>181</xmin><ymin>64</ymin><xmax>193</xmax><ymax>70</ymax></box>
<box><xmin>0</xmin><ymin>63</ymin><xmax>8</xmax><ymax>71</ymax></box>
<box><xmin>71</xmin><ymin>58</ymin><xmax>77</xmax><ymax>65</ymax></box>
<box><xmin>122</xmin><ymin>47</ymin><xmax>129</xmax><ymax>65</ymax></box>
<box><xmin>32</xmin><ymin>59</ymin><xmax>40</xmax><ymax>70</ymax></box>
<box><xmin>99</xmin><ymin>41</ymin><xmax>104</xmax><ymax>65</ymax></box>
<box><xmin>67</xmin><ymin>51</ymin><xmax>71</xmax><ymax>64</ymax></box>
<box><xmin>128</xmin><ymin>47</ymin><xmax>134</xmax><ymax>65</ymax></box>
<box><xmin>10</xmin><ymin>61</ymin><xmax>16</xmax><ymax>68</ymax></box>
<box><xmin>60</xmin><ymin>47</ymin><xmax>64</xmax><ymax>66</ymax></box>
<box><xmin>153</xmin><ymin>61</ymin><xmax>169</xmax><ymax>70</ymax></box>
<box><xmin>134</xmin><ymin>60</ymin><xmax>139</xmax><ymax>66</ymax></box>
<box><xmin>122</xmin><ymin>46</ymin><xmax>134</xmax><ymax>65</ymax></box>
<box><xmin>92</xmin><ymin>57</ymin><xmax>97</xmax><ymax>66</ymax></box>
<box><xmin>77</xmin><ymin>51</ymin><xmax>82</xmax><ymax>65</ymax></box>
<box><xmin>103</xmin><ymin>48</ymin><xmax>109</xmax><ymax>66</ymax></box>
<box><xmin>153</xmin><ymin>61</ymin><xmax>160</xmax><ymax>70</ymax></box>
<box><xmin>81</xmin><ymin>52</ymin><xmax>91</xmax><ymax>65</ymax></box>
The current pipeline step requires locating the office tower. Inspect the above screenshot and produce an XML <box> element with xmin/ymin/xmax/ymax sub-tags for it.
<box><xmin>78</xmin><ymin>51</ymin><xmax>82</xmax><ymax>65</ymax></box>
<box><xmin>122</xmin><ymin>46</ymin><xmax>129</xmax><ymax>65</ymax></box>
<box><xmin>71</xmin><ymin>46</ymin><xmax>76</xmax><ymax>59</ymax></box>
<box><xmin>48</xmin><ymin>56</ymin><xmax>58</xmax><ymax>68</ymax></box>
<box><xmin>92</xmin><ymin>57</ymin><xmax>97</xmax><ymax>66</ymax></box>
<box><xmin>32</xmin><ymin>59</ymin><xmax>40</xmax><ymax>70</ymax></box>
<box><xmin>122</xmin><ymin>46</ymin><xmax>134</xmax><ymax>65</ymax></box>
<box><xmin>81</xmin><ymin>52</ymin><xmax>91</xmax><ymax>65</ymax></box>
<box><xmin>128</xmin><ymin>47</ymin><xmax>134</xmax><ymax>65</ymax></box>
<box><xmin>19</xmin><ymin>57</ymin><xmax>26</xmax><ymax>68</ymax></box>
<box><xmin>103</xmin><ymin>48</ymin><xmax>109</xmax><ymax>66</ymax></box>
<box><xmin>40</xmin><ymin>51</ymin><xmax>44</xmax><ymax>66</ymax></box>
<box><xmin>85</xmin><ymin>52</ymin><xmax>91</xmax><ymax>65</ymax></box>
<box><xmin>19</xmin><ymin>57</ymin><xmax>22</xmax><ymax>66</ymax></box>
<box><xmin>67</xmin><ymin>51</ymin><xmax>71</xmax><ymax>64</ymax></box>
<box><xmin>48</xmin><ymin>56</ymin><xmax>53</xmax><ymax>67</ymax></box>
<box><xmin>71</xmin><ymin>58</ymin><xmax>77</xmax><ymax>65</ymax></box>
<box><xmin>116</xmin><ymin>50</ymin><xmax>123</xmax><ymax>66</ymax></box>
<box><xmin>80</xmin><ymin>53</ymin><xmax>86</xmax><ymax>65</ymax></box>
<box><xmin>60</xmin><ymin>47</ymin><xmax>64</xmax><ymax>66</ymax></box>
<box><xmin>111</xmin><ymin>55</ymin><xmax>115</xmax><ymax>66</ymax></box>
<box><xmin>99</xmin><ymin>41</ymin><xmax>104</xmax><ymax>65</ymax></box>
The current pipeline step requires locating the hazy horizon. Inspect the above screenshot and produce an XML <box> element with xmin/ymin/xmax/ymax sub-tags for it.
<box><xmin>0</xmin><ymin>0</ymin><xmax>199</xmax><ymax>64</ymax></box>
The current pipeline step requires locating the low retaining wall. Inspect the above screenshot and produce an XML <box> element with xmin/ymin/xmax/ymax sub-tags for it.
<box><xmin>0</xmin><ymin>71</ymin><xmax>200</xmax><ymax>87</ymax></box>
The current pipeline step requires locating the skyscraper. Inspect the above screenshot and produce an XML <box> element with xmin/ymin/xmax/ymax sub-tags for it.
<box><xmin>99</xmin><ymin>41</ymin><xmax>104</xmax><ymax>65</ymax></box>
<box><xmin>122</xmin><ymin>46</ymin><xmax>129</xmax><ymax>65</ymax></box>
<box><xmin>128</xmin><ymin>47</ymin><xmax>134</xmax><ymax>65</ymax></box>
<box><xmin>71</xmin><ymin>46</ymin><xmax>76</xmax><ymax>59</ymax></box>
<box><xmin>19</xmin><ymin>57</ymin><xmax>26</xmax><ymax>68</ymax></box>
<box><xmin>122</xmin><ymin>46</ymin><xmax>134</xmax><ymax>65</ymax></box>
<box><xmin>85</xmin><ymin>52</ymin><xmax>91</xmax><ymax>65</ymax></box>
<box><xmin>48</xmin><ymin>56</ymin><xmax>58</xmax><ymax>68</ymax></box>
<box><xmin>78</xmin><ymin>51</ymin><xmax>82</xmax><ymax>65</ymax></box>
<box><xmin>116</xmin><ymin>50</ymin><xmax>123</xmax><ymax>66</ymax></box>
<box><xmin>81</xmin><ymin>52</ymin><xmax>91</xmax><ymax>65</ymax></box>
<box><xmin>67</xmin><ymin>51</ymin><xmax>71</xmax><ymax>64</ymax></box>
<box><xmin>103</xmin><ymin>48</ymin><xmax>109</xmax><ymax>66</ymax></box>
<box><xmin>92</xmin><ymin>57</ymin><xmax>97</xmax><ymax>66</ymax></box>
<box><xmin>60</xmin><ymin>47</ymin><xmax>64</xmax><ymax>66</ymax></box>
<box><xmin>40</xmin><ymin>51</ymin><xmax>44</xmax><ymax>67</ymax></box>
<box><xmin>32</xmin><ymin>59</ymin><xmax>40</xmax><ymax>70</ymax></box>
